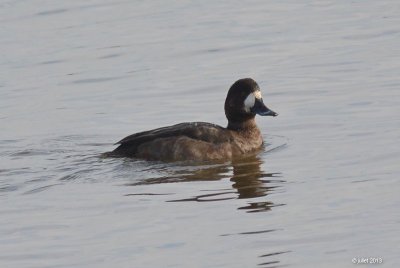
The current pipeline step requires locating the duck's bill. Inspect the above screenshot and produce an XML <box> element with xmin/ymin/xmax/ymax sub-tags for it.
<box><xmin>251</xmin><ymin>99</ymin><xmax>278</xmax><ymax>117</ymax></box>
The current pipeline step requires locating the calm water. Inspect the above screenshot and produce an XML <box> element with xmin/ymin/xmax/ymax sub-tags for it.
<box><xmin>1</xmin><ymin>1</ymin><xmax>400</xmax><ymax>267</ymax></box>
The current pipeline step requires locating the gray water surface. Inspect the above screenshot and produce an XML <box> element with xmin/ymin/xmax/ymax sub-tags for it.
<box><xmin>1</xmin><ymin>1</ymin><xmax>400</xmax><ymax>267</ymax></box>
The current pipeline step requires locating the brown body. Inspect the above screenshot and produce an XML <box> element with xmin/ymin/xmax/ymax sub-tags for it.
<box><xmin>110</xmin><ymin>120</ymin><xmax>263</xmax><ymax>161</ymax></box>
<box><xmin>107</xmin><ymin>78</ymin><xmax>277</xmax><ymax>162</ymax></box>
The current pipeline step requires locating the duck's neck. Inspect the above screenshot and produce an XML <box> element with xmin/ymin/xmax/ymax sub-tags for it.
<box><xmin>227</xmin><ymin>118</ymin><xmax>259</xmax><ymax>132</ymax></box>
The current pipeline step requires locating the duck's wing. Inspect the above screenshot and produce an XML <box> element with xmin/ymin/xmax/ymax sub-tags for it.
<box><xmin>112</xmin><ymin>122</ymin><xmax>231</xmax><ymax>156</ymax></box>
<box><xmin>115</xmin><ymin>125</ymin><xmax>176</xmax><ymax>145</ymax></box>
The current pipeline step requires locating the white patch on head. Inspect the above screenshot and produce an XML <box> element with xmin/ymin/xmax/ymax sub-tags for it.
<box><xmin>254</xmin><ymin>90</ymin><xmax>262</xmax><ymax>99</ymax></box>
<box><xmin>244</xmin><ymin>93</ymin><xmax>256</xmax><ymax>112</ymax></box>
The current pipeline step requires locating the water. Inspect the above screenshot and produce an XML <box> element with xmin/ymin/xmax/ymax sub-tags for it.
<box><xmin>1</xmin><ymin>1</ymin><xmax>399</xmax><ymax>267</ymax></box>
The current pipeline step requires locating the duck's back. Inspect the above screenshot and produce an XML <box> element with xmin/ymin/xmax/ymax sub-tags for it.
<box><xmin>110</xmin><ymin>122</ymin><xmax>234</xmax><ymax>161</ymax></box>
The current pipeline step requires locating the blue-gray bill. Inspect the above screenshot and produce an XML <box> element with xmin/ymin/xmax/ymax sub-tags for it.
<box><xmin>251</xmin><ymin>98</ymin><xmax>278</xmax><ymax>116</ymax></box>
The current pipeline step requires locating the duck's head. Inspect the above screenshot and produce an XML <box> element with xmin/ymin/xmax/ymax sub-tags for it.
<box><xmin>224</xmin><ymin>78</ymin><xmax>277</xmax><ymax>129</ymax></box>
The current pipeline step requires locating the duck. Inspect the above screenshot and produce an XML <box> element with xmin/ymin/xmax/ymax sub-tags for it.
<box><xmin>107</xmin><ymin>78</ymin><xmax>277</xmax><ymax>161</ymax></box>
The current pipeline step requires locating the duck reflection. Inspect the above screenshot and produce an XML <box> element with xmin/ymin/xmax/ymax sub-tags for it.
<box><xmin>125</xmin><ymin>153</ymin><xmax>284</xmax><ymax>212</ymax></box>
<box><xmin>230</xmin><ymin>154</ymin><xmax>285</xmax><ymax>212</ymax></box>
<box><xmin>231</xmin><ymin>154</ymin><xmax>278</xmax><ymax>199</ymax></box>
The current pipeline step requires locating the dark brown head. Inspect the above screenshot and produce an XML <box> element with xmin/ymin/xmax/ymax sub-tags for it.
<box><xmin>224</xmin><ymin>78</ymin><xmax>277</xmax><ymax>129</ymax></box>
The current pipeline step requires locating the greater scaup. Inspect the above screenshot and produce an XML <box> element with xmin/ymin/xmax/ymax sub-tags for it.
<box><xmin>107</xmin><ymin>78</ymin><xmax>277</xmax><ymax>161</ymax></box>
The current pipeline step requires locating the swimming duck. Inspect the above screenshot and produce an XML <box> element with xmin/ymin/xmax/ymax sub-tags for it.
<box><xmin>108</xmin><ymin>78</ymin><xmax>277</xmax><ymax>161</ymax></box>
